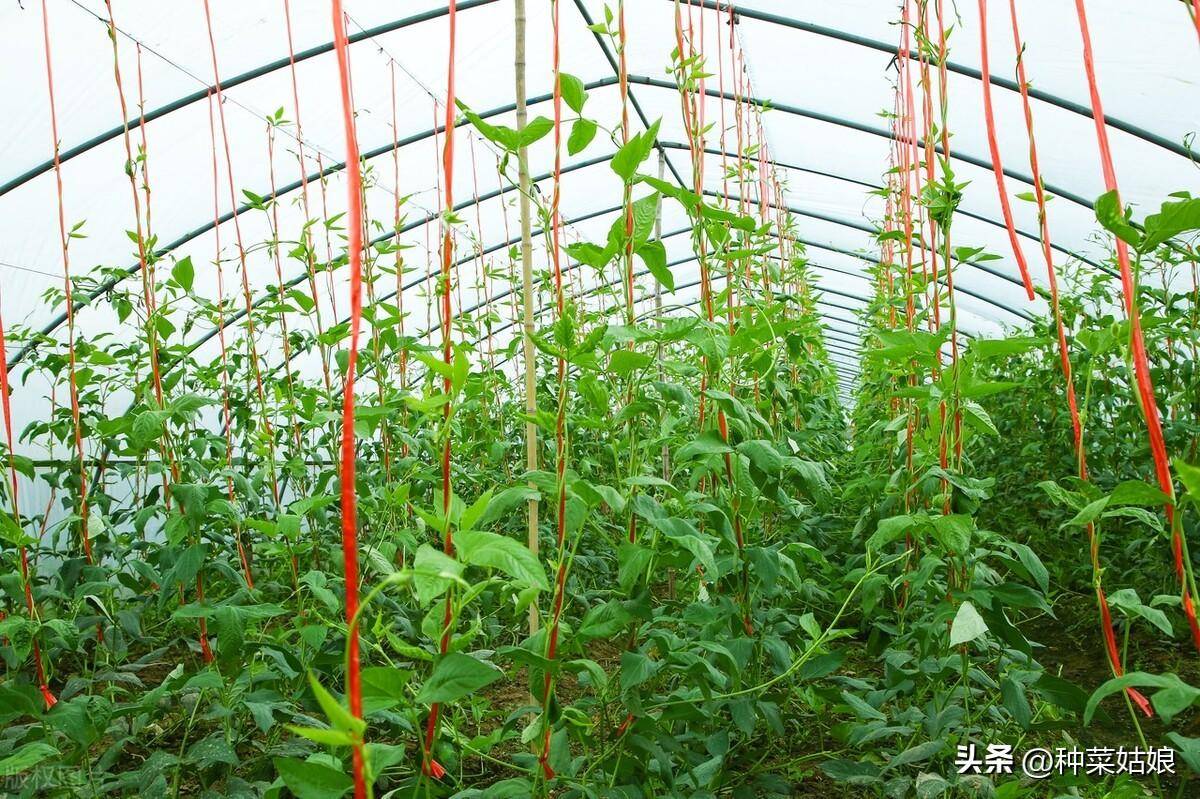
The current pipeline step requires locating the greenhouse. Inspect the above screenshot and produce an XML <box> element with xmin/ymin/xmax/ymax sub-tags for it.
<box><xmin>1</xmin><ymin>0</ymin><xmax>1200</xmax><ymax>796</ymax></box>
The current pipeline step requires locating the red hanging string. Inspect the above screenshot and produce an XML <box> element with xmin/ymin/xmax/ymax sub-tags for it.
<box><xmin>40</xmin><ymin>0</ymin><xmax>92</xmax><ymax>565</ymax></box>
<box><xmin>0</xmin><ymin>294</ymin><xmax>55</xmax><ymax>708</ymax></box>
<box><xmin>329</xmin><ymin>3</ymin><xmax>367</xmax><ymax>797</ymax></box>
<box><xmin>1006</xmin><ymin>0</ymin><xmax>1150</xmax><ymax>715</ymax></box>
<box><xmin>200</xmin><ymin>0</ymin><xmax>281</xmax><ymax>515</ymax></box>
<box><xmin>423</xmin><ymin>0</ymin><xmax>458</xmax><ymax>782</ymax></box>
<box><xmin>389</xmin><ymin>62</ymin><xmax>410</xmax><ymax>455</ymax></box>
<box><xmin>976</xmin><ymin>0</ymin><xmax>1035</xmax><ymax>300</ymax></box>
<box><xmin>1072</xmin><ymin>0</ymin><xmax>1200</xmax><ymax>651</ymax></box>
<box><xmin>266</xmin><ymin>124</ymin><xmax>305</xmax><ymax>460</ymax></box>
<box><xmin>538</xmin><ymin>0</ymin><xmax>572</xmax><ymax>778</ymax></box>
<box><xmin>281</xmin><ymin>2</ymin><xmax>333</xmax><ymax>397</ymax></box>
<box><xmin>207</xmin><ymin>92</ymin><xmax>254</xmax><ymax>592</ymax></box>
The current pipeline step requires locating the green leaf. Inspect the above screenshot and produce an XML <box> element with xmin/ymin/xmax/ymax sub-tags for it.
<box><xmin>0</xmin><ymin>742</ymin><xmax>59</xmax><ymax>774</ymax></box>
<box><xmin>172</xmin><ymin>256</ymin><xmax>195</xmax><ymax>292</ymax></box>
<box><xmin>840</xmin><ymin>690</ymin><xmax>885</xmax><ymax>721</ymax></box>
<box><xmin>1084</xmin><ymin>672</ymin><xmax>1199</xmax><ymax>724</ymax></box>
<box><xmin>930</xmin><ymin>514</ymin><xmax>973</xmax><ymax>554</ymax></box>
<box><xmin>565</xmin><ymin>240</ymin><xmax>610</xmax><ymax>269</ymax></box>
<box><xmin>949</xmin><ymin>601</ymin><xmax>988</xmax><ymax>647</ymax></box>
<box><xmin>567</xmin><ymin>117</ymin><xmax>598</xmax><ymax>155</ymax></box>
<box><xmin>517</xmin><ymin>116</ymin><xmax>554</xmax><ymax>147</ymax></box>
<box><xmin>1174</xmin><ymin>458</ymin><xmax>1200</xmax><ymax>500</ymax></box>
<box><xmin>559</xmin><ymin>72</ymin><xmax>588</xmax><ymax>113</ymax></box>
<box><xmin>472</xmin><ymin>485</ymin><xmax>539</xmax><ymax>530</ymax></box>
<box><xmin>308</xmin><ymin>673</ymin><xmax>365</xmax><ymax>736</ymax></box>
<box><xmin>867</xmin><ymin>514</ymin><xmax>917</xmax><ymax>552</ymax></box>
<box><xmin>821</xmin><ymin>759</ymin><xmax>881</xmax><ymax>785</ymax></box>
<box><xmin>968</xmin><ymin>335</ymin><xmax>1040</xmax><ymax>360</ymax></box>
<box><xmin>676</xmin><ymin>430</ymin><xmax>732</xmax><ymax>460</ymax></box>
<box><xmin>887</xmin><ymin>740</ymin><xmax>943</xmax><ymax>771</ymax></box>
<box><xmin>286</xmin><ymin>725</ymin><xmax>354</xmax><ymax>747</ymax></box>
<box><xmin>454</xmin><ymin>529</ymin><xmax>548</xmax><ymax>590</ymax></box>
<box><xmin>274</xmin><ymin>757</ymin><xmax>353</xmax><ymax>799</ymax></box>
<box><xmin>653</xmin><ymin>516</ymin><xmax>718</xmax><ymax>577</ymax></box>
<box><xmin>1107</xmin><ymin>479</ymin><xmax>1170</xmax><ymax>507</ymax></box>
<box><xmin>620</xmin><ymin>651</ymin><xmax>658</xmax><ymax>691</ymax></box>
<box><xmin>1107</xmin><ymin>588</ymin><xmax>1174</xmax><ymax>636</ymax></box>
<box><xmin>417</xmin><ymin>653</ymin><xmax>502</xmax><ymax>704</ymax></box>
<box><xmin>1007</xmin><ymin>542</ymin><xmax>1049</xmax><ymax>593</ymax></box>
<box><xmin>1094</xmin><ymin>189</ymin><xmax>1142</xmax><ymax>248</ymax></box>
<box><xmin>609</xmin><ymin>349</ymin><xmax>653</xmax><ymax>376</ymax></box>
<box><xmin>412</xmin><ymin>544</ymin><xmax>464</xmax><ymax>605</ymax></box>
<box><xmin>611</xmin><ymin>119</ymin><xmax>661</xmax><ymax>182</ymax></box>
<box><xmin>636</xmin><ymin>239</ymin><xmax>673</xmax><ymax>290</ymax></box>
<box><xmin>1142</xmin><ymin>196</ymin><xmax>1200</xmax><ymax>251</ymax></box>
<box><xmin>1166</xmin><ymin>732</ymin><xmax>1200</xmax><ymax>773</ymax></box>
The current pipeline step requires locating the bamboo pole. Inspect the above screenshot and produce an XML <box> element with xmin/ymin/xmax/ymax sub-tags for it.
<box><xmin>515</xmin><ymin>0</ymin><xmax>539</xmax><ymax>638</ymax></box>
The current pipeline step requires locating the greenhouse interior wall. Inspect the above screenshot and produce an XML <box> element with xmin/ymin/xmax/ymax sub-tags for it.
<box><xmin>2</xmin><ymin>0</ymin><xmax>1200</xmax><ymax>797</ymax></box>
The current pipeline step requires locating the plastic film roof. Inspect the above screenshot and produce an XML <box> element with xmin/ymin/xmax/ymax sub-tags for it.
<box><xmin>3</xmin><ymin>0</ymin><xmax>1200</xmax><ymax>445</ymax></box>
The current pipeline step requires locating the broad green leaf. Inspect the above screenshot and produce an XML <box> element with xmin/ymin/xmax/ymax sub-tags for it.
<box><xmin>1142</xmin><ymin>196</ymin><xmax>1200</xmax><ymax>251</ymax></box>
<box><xmin>676</xmin><ymin>430</ymin><xmax>732</xmax><ymax>460</ymax></box>
<box><xmin>274</xmin><ymin>757</ymin><xmax>353</xmax><ymax>799</ymax></box>
<box><xmin>0</xmin><ymin>742</ymin><xmax>59</xmax><ymax>774</ymax></box>
<box><xmin>949</xmin><ymin>601</ymin><xmax>988</xmax><ymax>647</ymax></box>
<box><xmin>308</xmin><ymin>673</ymin><xmax>365</xmax><ymax>736</ymax></box>
<box><xmin>567</xmin><ymin>117</ymin><xmax>598</xmax><ymax>155</ymax></box>
<box><xmin>1084</xmin><ymin>672</ymin><xmax>1199</xmax><ymax>724</ymax></box>
<box><xmin>417</xmin><ymin>653</ymin><xmax>502</xmax><ymax>704</ymax></box>
<box><xmin>454</xmin><ymin>529</ymin><xmax>548</xmax><ymax>590</ymax></box>
<box><xmin>1107</xmin><ymin>479</ymin><xmax>1170</xmax><ymax>507</ymax></box>
<box><xmin>412</xmin><ymin>544</ymin><xmax>464</xmax><ymax>605</ymax></box>
<box><xmin>636</xmin><ymin>239</ymin><xmax>673</xmax><ymax>290</ymax></box>
<box><xmin>611</xmin><ymin>119</ymin><xmax>661</xmax><ymax>181</ymax></box>
<box><xmin>1094</xmin><ymin>189</ymin><xmax>1142</xmax><ymax>248</ymax></box>
<box><xmin>930</xmin><ymin>514</ymin><xmax>973</xmax><ymax>554</ymax></box>
<box><xmin>867</xmin><ymin>514</ymin><xmax>917</xmax><ymax>552</ymax></box>
<box><xmin>559</xmin><ymin>72</ymin><xmax>588</xmax><ymax>113</ymax></box>
<box><xmin>172</xmin><ymin>256</ymin><xmax>195</xmax><ymax>292</ymax></box>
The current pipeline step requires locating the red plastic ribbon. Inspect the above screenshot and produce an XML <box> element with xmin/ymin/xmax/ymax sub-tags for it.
<box><xmin>975</xmin><ymin>0</ymin><xmax>1035</xmax><ymax>300</ymax></box>
<box><xmin>1073</xmin><ymin>0</ymin><xmax>1195</xmax><ymax>648</ymax></box>
<box><xmin>424</xmin><ymin>0</ymin><xmax>459</xmax><ymax>780</ymax></box>
<box><xmin>330</xmin><ymin>2</ymin><xmax>366</xmax><ymax>797</ymax></box>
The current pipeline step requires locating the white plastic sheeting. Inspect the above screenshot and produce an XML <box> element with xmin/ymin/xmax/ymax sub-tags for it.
<box><xmin>2</xmin><ymin>0</ymin><xmax>1199</xmax><ymax>457</ymax></box>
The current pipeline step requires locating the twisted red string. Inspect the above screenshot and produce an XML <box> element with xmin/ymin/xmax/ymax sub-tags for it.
<box><xmin>40</xmin><ymin>0</ymin><xmax>91</xmax><ymax>565</ymax></box>
<box><xmin>0</xmin><ymin>292</ymin><xmax>55</xmax><ymax>708</ymax></box>
<box><xmin>1004</xmin><ymin>0</ymin><xmax>1148</xmax><ymax>715</ymax></box>
<box><xmin>1072</xmin><ymin>0</ymin><xmax>1199</xmax><ymax>652</ymax></box>
<box><xmin>329</xmin><ymin>3</ymin><xmax>367</xmax><ymax>796</ymax></box>
<box><xmin>423</xmin><ymin>0</ymin><xmax>458</xmax><ymax>781</ymax></box>
<box><xmin>539</xmin><ymin>0</ymin><xmax>571</xmax><ymax>777</ymax></box>
<box><xmin>201</xmin><ymin>0</ymin><xmax>281</xmax><ymax>513</ymax></box>
<box><xmin>207</xmin><ymin>92</ymin><xmax>254</xmax><ymax>592</ymax></box>
<box><xmin>976</xmin><ymin>0</ymin><xmax>1035</xmax><ymax>300</ymax></box>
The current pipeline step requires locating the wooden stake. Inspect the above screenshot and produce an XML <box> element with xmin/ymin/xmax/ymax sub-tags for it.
<box><xmin>515</xmin><ymin>0</ymin><xmax>539</xmax><ymax>638</ymax></box>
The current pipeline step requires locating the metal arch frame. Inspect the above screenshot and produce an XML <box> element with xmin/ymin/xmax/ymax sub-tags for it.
<box><xmin>7</xmin><ymin>0</ymin><xmax>1188</xmax><ymax>198</ymax></box>
<box><xmin>9</xmin><ymin>131</ymin><xmax>1020</xmax><ymax>374</ymax></box>
<box><xmin>627</xmin><ymin>74</ymin><xmax>1109</xmax><ymax>215</ymax></box>
<box><xmin>0</xmin><ymin>0</ymin><xmax>505</xmax><ymax>198</ymax></box>
<box><xmin>403</xmin><ymin>251</ymin><xmax>985</xmax><ymax>372</ymax></box>
<box><xmin>5</xmin><ymin>69</ymin><xmax>1098</xmax><ymax>363</ymax></box>
<box><xmin>478</xmin><ymin>275</ymin><xmax>866</xmax><ymax>384</ymax></box>
<box><xmin>2</xmin><ymin>0</ymin><xmax>1176</xmax><ymax>371</ymax></box>
<box><xmin>167</xmin><ymin>207</ymin><xmax>999</xmax><ymax>391</ymax></box>
<box><xmin>658</xmin><ymin>141</ymin><xmax>1111</xmax><ymax>276</ymax></box>
<box><xmin>682</xmin><ymin>0</ymin><xmax>1196</xmax><ymax>161</ymax></box>
<box><xmin>689</xmin><ymin>189</ymin><xmax>1035</xmax><ymax>321</ymax></box>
